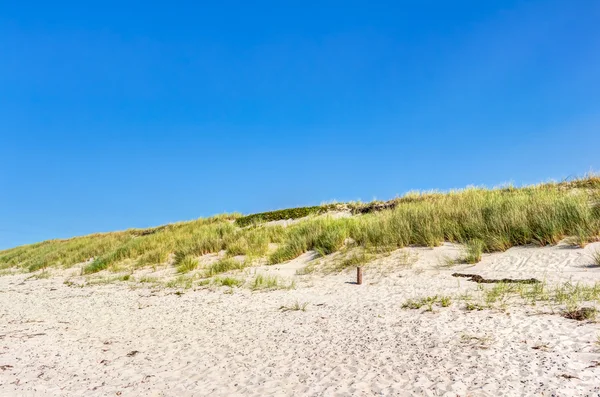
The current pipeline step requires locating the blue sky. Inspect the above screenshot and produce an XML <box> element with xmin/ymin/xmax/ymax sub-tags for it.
<box><xmin>1</xmin><ymin>0</ymin><xmax>599</xmax><ymax>249</ymax></box>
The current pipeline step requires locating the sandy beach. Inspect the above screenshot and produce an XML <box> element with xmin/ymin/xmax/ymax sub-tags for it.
<box><xmin>1</xmin><ymin>242</ymin><xmax>599</xmax><ymax>396</ymax></box>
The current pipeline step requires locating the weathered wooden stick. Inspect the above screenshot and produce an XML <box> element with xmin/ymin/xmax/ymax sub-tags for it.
<box><xmin>357</xmin><ymin>267</ymin><xmax>362</xmax><ymax>285</ymax></box>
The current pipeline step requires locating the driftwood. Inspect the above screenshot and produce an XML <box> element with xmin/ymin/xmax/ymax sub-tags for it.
<box><xmin>452</xmin><ymin>273</ymin><xmax>540</xmax><ymax>284</ymax></box>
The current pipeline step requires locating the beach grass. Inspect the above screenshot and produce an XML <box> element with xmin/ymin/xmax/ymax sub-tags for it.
<box><xmin>251</xmin><ymin>274</ymin><xmax>294</xmax><ymax>291</ymax></box>
<box><xmin>2</xmin><ymin>175</ymin><xmax>600</xmax><ymax>275</ymax></box>
<box><xmin>175</xmin><ymin>255</ymin><xmax>198</xmax><ymax>274</ymax></box>
<box><xmin>203</xmin><ymin>258</ymin><xmax>246</xmax><ymax>277</ymax></box>
<box><xmin>213</xmin><ymin>276</ymin><xmax>244</xmax><ymax>288</ymax></box>
<box><xmin>279</xmin><ymin>301</ymin><xmax>309</xmax><ymax>312</ymax></box>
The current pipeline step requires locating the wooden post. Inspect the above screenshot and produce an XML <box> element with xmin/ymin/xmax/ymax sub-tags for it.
<box><xmin>357</xmin><ymin>267</ymin><xmax>362</xmax><ymax>285</ymax></box>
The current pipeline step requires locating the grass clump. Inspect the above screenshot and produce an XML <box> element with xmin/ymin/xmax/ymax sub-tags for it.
<box><xmin>268</xmin><ymin>217</ymin><xmax>351</xmax><ymax>264</ymax></box>
<box><xmin>402</xmin><ymin>295</ymin><xmax>451</xmax><ymax>311</ymax></box>
<box><xmin>203</xmin><ymin>258</ymin><xmax>245</xmax><ymax>277</ymax></box>
<box><xmin>251</xmin><ymin>274</ymin><xmax>294</xmax><ymax>291</ymax></box>
<box><xmin>137</xmin><ymin>276</ymin><xmax>159</xmax><ymax>284</ymax></box>
<box><xmin>440</xmin><ymin>296</ymin><xmax>452</xmax><ymax>307</ymax></box>
<box><xmin>337</xmin><ymin>250</ymin><xmax>371</xmax><ymax>270</ymax></box>
<box><xmin>456</xmin><ymin>280</ymin><xmax>600</xmax><ymax>314</ymax></box>
<box><xmin>279</xmin><ymin>301</ymin><xmax>309</xmax><ymax>312</ymax></box>
<box><xmin>165</xmin><ymin>275</ymin><xmax>195</xmax><ymax>289</ymax></box>
<box><xmin>175</xmin><ymin>255</ymin><xmax>198</xmax><ymax>274</ymax></box>
<box><xmin>465</xmin><ymin>302</ymin><xmax>486</xmax><ymax>311</ymax></box>
<box><xmin>461</xmin><ymin>239</ymin><xmax>484</xmax><ymax>264</ymax></box>
<box><xmin>213</xmin><ymin>276</ymin><xmax>244</xmax><ymax>288</ymax></box>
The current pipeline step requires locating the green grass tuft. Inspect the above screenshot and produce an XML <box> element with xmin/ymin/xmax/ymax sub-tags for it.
<box><xmin>213</xmin><ymin>276</ymin><xmax>244</xmax><ymax>288</ymax></box>
<box><xmin>203</xmin><ymin>258</ymin><xmax>245</xmax><ymax>277</ymax></box>
<box><xmin>176</xmin><ymin>256</ymin><xmax>198</xmax><ymax>274</ymax></box>
<box><xmin>251</xmin><ymin>274</ymin><xmax>294</xmax><ymax>291</ymax></box>
<box><xmin>279</xmin><ymin>301</ymin><xmax>309</xmax><ymax>312</ymax></box>
<box><xmin>462</xmin><ymin>239</ymin><xmax>484</xmax><ymax>264</ymax></box>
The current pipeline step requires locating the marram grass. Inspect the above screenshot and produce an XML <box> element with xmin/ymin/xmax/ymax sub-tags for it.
<box><xmin>1</xmin><ymin>175</ymin><xmax>599</xmax><ymax>274</ymax></box>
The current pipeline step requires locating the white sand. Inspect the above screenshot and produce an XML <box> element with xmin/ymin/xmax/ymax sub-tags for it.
<box><xmin>1</xmin><ymin>243</ymin><xmax>600</xmax><ymax>396</ymax></box>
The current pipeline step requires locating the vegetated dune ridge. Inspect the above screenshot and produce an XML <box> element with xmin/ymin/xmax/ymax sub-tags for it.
<box><xmin>1</xmin><ymin>175</ymin><xmax>600</xmax><ymax>278</ymax></box>
<box><xmin>0</xmin><ymin>176</ymin><xmax>600</xmax><ymax>396</ymax></box>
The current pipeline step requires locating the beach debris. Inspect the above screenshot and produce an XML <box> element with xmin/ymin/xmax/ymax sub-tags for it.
<box><xmin>126</xmin><ymin>350</ymin><xmax>140</xmax><ymax>357</ymax></box>
<box><xmin>558</xmin><ymin>373</ymin><xmax>580</xmax><ymax>380</ymax></box>
<box><xmin>532</xmin><ymin>344</ymin><xmax>550</xmax><ymax>351</ymax></box>
<box><xmin>452</xmin><ymin>273</ymin><xmax>540</xmax><ymax>284</ymax></box>
<box><xmin>562</xmin><ymin>307</ymin><xmax>597</xmax><ymax>321</ymax></box>
<box><xmin>586</xmin><ymin>361</ymin><xmax>600</xmax><ymax>369</ymax></box>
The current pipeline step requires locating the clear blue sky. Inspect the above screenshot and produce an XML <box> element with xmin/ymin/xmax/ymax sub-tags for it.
<box><xmin>1</xmin><ymin>1</ymin><xmax>599</xmax><ymax>249</ymax></box>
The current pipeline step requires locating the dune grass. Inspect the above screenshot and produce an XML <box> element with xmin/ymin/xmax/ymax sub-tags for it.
<box><xmin>461</xmin><ymin>239</ymin><xmax>485</xmax><ymax>264</ymax></box>
<box><xmin>251</xmin><ymin>274</ymin><xmax>295</xmax><ymax>290</ymax></box>
<box><xmin>404</xmin><ymin>281</ymin><xmax>600</xmax><ymax>317</ymax></box>
<box><xmin>402</xmin><ymin>295</ymin><xmax>452</xmax><ymax>311</ymax></box>
<box><xmin>279</xmin><ymin>301</ymin><xmax>309</xmax><ymax>312</ymax></box>
<box><xmin>2</xmin><ymin>175</ymin><xmax>600</xmax><ymax>275</ymax></box>
<box><xmin>203</xmin><ymin>258</ymin><xmax>246</xmax><ymax>277</ymax></box>
<box><xmin>212</xmin><ymin>276</ymin><xmax>244</xmax><ymax>288</ymax></box>
<box><xmin>175</xmin><ymin>254</ymin><xmax>199</xmax><ymax>274</ymax></box>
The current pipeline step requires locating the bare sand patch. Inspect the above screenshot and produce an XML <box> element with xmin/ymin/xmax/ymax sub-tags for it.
<box><xmin>1</xmin><ymin>244</ymin><xmax>600</xmax><ymax>396</ymax></box>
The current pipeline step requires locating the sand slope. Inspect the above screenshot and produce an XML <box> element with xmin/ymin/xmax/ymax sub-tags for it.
<box><xmin>1</xmin><ymin>243</ymin><xmax>600</xmax><ymax>396</ymax></box>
